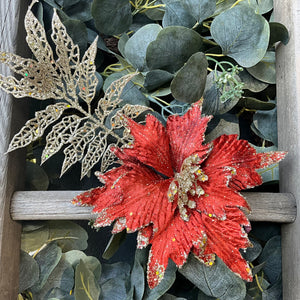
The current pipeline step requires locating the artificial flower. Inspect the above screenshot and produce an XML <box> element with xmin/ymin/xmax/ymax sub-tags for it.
<box><xmin>73</xmin><ymin>101</ymin><xmax>286</xmax><ymax>288</ymax></box>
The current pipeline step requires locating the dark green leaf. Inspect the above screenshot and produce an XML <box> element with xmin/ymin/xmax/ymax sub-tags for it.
<box><xmin>197</xmin><ymin>289</ymin><xmax>216</xmax><ymax>300</ymax></box>
<box><xmin>146</xmin><ymin>26</ymin><xmax>203</xmax><ymax>73</ymax></box>
<box><xmin>252</xmin><ymin>106</ymin><xmax>278</xmax><ymax>145</ymax></box>
<box><xmin>100</xmin><ymin>262</ymin><xmax>131</xmax><ymax>284</ymax></box>
<box><xmin>182</xmin><ymin>0</ymin><xmax>216</xmax><ymax>23</ymax></box>
<box><xmin>92</xmin><ymin>0</ymin><xmax>132</xmax><ymax>35</ymax></box>
<box><xmin>100</xmin><ymin>277</ymin><xmax>129</xmax><ymax>300</ymax></box>
<box><xmin>162</xmin><ymin>2</ymin><xmax>196</xmax><ymax>28</ymax></box>
<box><xmin>159</xmin><ymin>293</ymin><xmax>187</xmax><ymax>300</ymax></box>
<box><xmin>211</xmin><ymin>5</ymin><xmax>269</xmax><ymax>67</ymax></box>
<box><xmin>170</xmin><ymin>52</ymin><xmax>208</xmax><ymax>103</ymax></box>
<box><xmin>144</xmin><ymin>260</ymin><xmax>177</xmax><ymax>300</ymax></box>
<box><xmin>241</xmin><ymin>238</ymin><xmax>262</xmax><ymax>262</ymax></box>
<box><xmin>252</xmin><ymin>262</ymin><xmax>266</xmax><ymax>276</ymax></box>
<box><xmin>31</xmin><ymin>243</ymin><xmax>62</xmax><ymax>292</ymax></box>
<box><xmin>32</xmin><ymin>255</ymin><xmax>74</xmax><ymax>299</ymax></box>
<box><xmin>247</xmin><ymin>52</ymin><xmax>276</xmax><ymax>84</ymax></box>
<box><xmin>144</xmin><ymin>6</ymin><xmax>165</xmax><ymax>21</ymax></box>
<box><xmin>124</xmin><ymin>24</ymin><xmax>162</xmax><ymax>71</ymax></box>
<box><xmin>102</xmin><ymin>230</ymin><xmax>127</xmax><ymax>260</ymax></box>
<box><xmin>262</xmin><ymin>277</ymin><xmax>282</xmax><ymax>300</ymax></box>
<box><xmin>25</xmin><ymin>161</ymin><xmax>49</xmax><ymax>191</ymax></box>
<box><xmin>144</xmin><ymin>69</ymin><xmax>174</xmax><ymax>91</ymax></box>
<box><xmin>19</xmin><ymin>250</ymin><xmax>39</xmax><ymax>292</ymax></box>
<box><xmin>237</xmin><ymin>97</ymin><xmax>275</xmax><ymax>110</ymax></box>
<box><xmin>47</xmin><ymin>220</ymin><xmax>88</xmax><ymax>252</ymax></box>
<box><xmin>269</xmin><ymin>22</ymin><xmax>289</xmax><ymax>46</ymax></box>
<box><xmin>205</xmin><ymin>113</ymin><xmax>239</xmax><ymax>143</ymax></box>
<box><xmin>63</xmin><ymin>0</ymin><xmax>92</xmax><ymax>22</ymax></box>
<box><xmin>258</xmin><ymin>236</ymin><xmax>282</xmax><ymax>284</ymax></box>
<box><xmin>130</xmin><ymin>248</ymin><xmax>148</xmax><ymax>300</ymax></box>
<box><xmin>202</xmin><ymin>71</ymin><xmax>241</xmax><ymax>115</ymax></box>
<box><xmin>238</xmin><ymin>70</ymin><xmax>268</xmax><ymax>93</ymax></box>
<box><xmin>246</xmin><ymin>276</ymin><xmax>270</xmax><ymax>298</ymax></box>
<box><xmin>75</xmin><ymin>260</ymin><xmax>101</xmax><ymax>300</ymax></box>
<box><xmin>179</xmin><ymin>255</ymin><xmax>246</xmax><ymax>300</ymax></box>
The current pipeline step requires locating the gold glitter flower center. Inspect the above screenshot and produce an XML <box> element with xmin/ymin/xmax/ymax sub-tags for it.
<box><xmin>167</xmin><ymin>154</ymin><xmax>208</xmax><ymax>221</ymax></box>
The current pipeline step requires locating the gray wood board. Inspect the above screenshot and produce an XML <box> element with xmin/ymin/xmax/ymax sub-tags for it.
<box><xmin>10</xmin><ymin>190</ymin><xmax>296</xmax><ymax>223</ymax></box>
<box><xmin>275</xmin><ymin>0</ymin><xmax>300</xmax><ymax>299</ymax></box>
<box><xmin>0</xmin><ymin>0</ymin><xmax>28</xmax><ymax>298</ymax></box>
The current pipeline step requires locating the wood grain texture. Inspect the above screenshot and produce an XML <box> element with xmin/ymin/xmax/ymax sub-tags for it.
<box><xmin>275</xmin><ymin>0</ymin><xmax>300</xmax><ymax>298</ymax></box>
<box><xmin>10</xmin><ymin>190</ymin><xmax>297</xmax><ymax>223</ymax></box>
<box><xmin>0</xmin><ymin>0</ymin><xmax>28</xmax><ymax>298</ymax></box>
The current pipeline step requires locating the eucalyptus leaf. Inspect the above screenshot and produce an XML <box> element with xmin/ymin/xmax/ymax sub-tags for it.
<box><xmin>21</xmin><ymin>225</ymin><xmax>50</xmax><ymax>252</ymax></box>
<box><xmin>124</xmin><ymin>24</ymin><xmax>162</xmax><ymax>71</ymax></box>
<box><xmin>146</xmin><ymin>26</ymin><xmax>203</xmax><ymax>73</ymax></box>
<box><xmin>238</xmin><ymin>70</ymin><xmax>268</xmax><ymax>93</ymax></box>
<box><xmin>179</xmin><ymin>255</ymin><xmax>246</xmax><ymax>300</ymax></box>
<box><xmin>214</xmin><ymin>0</ymin><xmax>235</xmax><ymax>16</ymax></box>
<box><xmin>130</xmin><ymin>248</ymin><xmax>148</xmax><ymax>300</ymax></box>
<box><xmin>47</xmin><ymin>221</ymin><xmax>88</xmax><ymax>252</ymax></box>
<box><xmin>160</xmin><ymin>293</ymin><xmax>187</xmax><ymax>300</ymax></box>
<box><xmin>22</xmin><ymin>221</ymin><xmax>46</xmax><ymax>232</ymax></box>
<box><xmin>197</xmin><ymin>290</ymin><xmax>216</xmax><ymax>300</ymax></box>
<box><xmin>252</xmin><ymin>106</ymin><xmax>278</xmax><ymax>145</ymax></box>
<box><xmin>237</xmin><ymin>97</ymin><xmax>275</xmax><ymax>111</ymax></box>
<box><xmin>170</xmin><ymin>52</ymin><xmax>208</xmax><ymax>103</ymax></box>
<box><xmin>144</xmin><ymin>70</ymin><xmax>174</xmax><ymax>91</ymax></box>
<box><xmin>205</xmin><ymin>113</ymin><xmax>239</xmax><ymax>143</ymax></box>
<box><xmin>102</xmin><ymin>230</ymin><xmax>127</xmax><ymax>260</ymax></box>
<box><xmin>241</xmin><ymin>238</ymin><xmax>262</xmax><ymax>262</ymax></box>
<box><xmin>242</xmin><ymin>0</ymin><xmax>273</xmax><ymax>14</ymax></box>
<box><xmin>162</xmin><ymin>2</ymin><xmax>196</xmax><ymax>28</ymax></box>
<box><xmin>19</xmin><ymin>250</ymin><xmax>39</xmax><ymax>292</ymax></box>
<box><xmin>25</xmin><ymin>161</ymin><xmax>49</xmax><ymax>191</ymax></box>
<box><xmin>144</xmin><ymin>260</ymin><xmax>177</xmax><ymax>300</ymax></box>
<box><xmin>144</xmin><ymin>6</ymin><xmax>165</xmax><ymax>21</ymax></box>
<box><xmin>92</xmin><ymin>0</ymin><xmax>132</xmax><ymax>35</ymax></box>
<box><xmin>100</xmin><ymin>262</ymin><xmax>131</xmax><ymax>284</ymax></box>
<box><xmin>182</xmin><ymin>0</ymin><xmax>216</xmax><ymax>23</ymax></box>
<box><xmin>202</xmin><ymin>71</ymin><xmax>240</xmax><ymax>115</ymax></box>
<box><xmin>246</xmin><ymin>276</ymin><xmax>270</xmax><ymax>298</ymax></box>
<box><xmin>211</xmin><ymin>5</ymin><xmax>269</xmax><ymax>68</ymax></box>
<box><xmin>252</xmin><ymin>262</ymin><xmax>266</xmax><ymax>276</ymax></box>
<box><xmin>63</xmin><ymin>0</ymin><xmax>92</xmax><ymax>22</ymax></box>
<box><xmin>262</xmin><ymin>276</ymin><xmax>282</xmax><ymax>300</ymax></box>
<box><xmin>258</xmin><ymin>236</ymin><xmax>282</xmax><ymax>284</ymax></box>
<box><xmin>31</xmin><ymin>242</ymin><xmax>62</xmax><ymax>292</ymax></box>
<box><xmin>118</xmin><ymin>34</ymin><xmax>129</xmax><ymax>57</ymax></box>
<box><xmin>32</xmin><ymin>256</ymin><xmax>74</xmax><ymax>299</ymax></box>
<box><xmin>247</xmin><ymin>52</ymin><xmax>276</xmax><ymax>84</ymax></box>
<box><xmin>100</xmin><ymin>277</ymin><xmax>129</xmax><ymax>300</ymax></box>
<box><xmin>75</xmin><ymin>260</ymin><xmax>101</xmax><ymax>300</ymax></box>
<box><xmin>269</xmin><ymin>22</ymin><xmax>289</xmax><ymax>46</ymax></box>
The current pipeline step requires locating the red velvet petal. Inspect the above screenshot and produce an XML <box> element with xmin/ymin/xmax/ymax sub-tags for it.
<box><xmin>203</xmin><ymin>135</ymin><xmax>263</xmax><ymax>190</ymax></box>
<box><xmin>196</xmin><ymin>182</ymin><xmax>250</xmax><ymax>219</ymax></box>
<box><xmin>122</xmin><ymin>114</ymin><xmax>174</xmax><ymax>177</ymax></box>
<box><xmin>82</xmin><ymin>163</ymin><xmax>176</xmax><ymax>233</ymax></box>
<box><xmin>147</xmin><ymin>211</ymin><xmax>206</xmax><ymax>288</ymax></box>
<box><xmin>166</xmin><ymin>101</ymin><xmax>212</xmax><ymax>172</ymax></box>
<box><xmin>200</xmin><ymin>210</ymin><xmax>252</xmax><ymax>282</ymax></box>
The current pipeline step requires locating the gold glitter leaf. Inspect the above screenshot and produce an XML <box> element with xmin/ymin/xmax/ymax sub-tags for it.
<box><xmin>41</xmin><ymin>115</ymin><xmax>82</xmax><ymax>164</ymax></box>
<box><xmin>7</xmin><ymin>103</ymin><xmax>67</xmax><ymax>152</ymax></box>
<box><xmin>0</xmin><ymin>1</ymin><xmax>151</xmax><ymax>178</ymax></box>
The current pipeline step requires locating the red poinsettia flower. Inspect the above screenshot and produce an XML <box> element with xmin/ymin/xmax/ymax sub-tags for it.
<box><xmin>73</xmin><ymin>101</ymin><xmax>286</xmax><ymax>288</ymax></box>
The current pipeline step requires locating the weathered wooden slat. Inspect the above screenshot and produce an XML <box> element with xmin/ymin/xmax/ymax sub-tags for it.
<box><xmin>0</xmin><ymin>1</ymin><xmax>28</xmax><ymax>298</ymax></box>
<box><xmin>275</xmin><ymin>1</ymin><xmax>300</xmax><ymax>299</ymax></box>
<box><xmin>10</xmin><ymin>190</ymin><xmax>297</xmax><ymax>223</ymax></box>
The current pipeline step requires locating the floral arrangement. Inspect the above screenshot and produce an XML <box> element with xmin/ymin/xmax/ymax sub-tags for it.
<box><xmin>0</xmin><ymin>0</ymin><xmax>289</xmax><ymax>299</ymax></box>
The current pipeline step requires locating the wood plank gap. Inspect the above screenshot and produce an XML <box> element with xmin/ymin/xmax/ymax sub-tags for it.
<box><xmin>10</xmin><ymin>190</ymin><xmax>297</xmax><ymax>223</ymax></box>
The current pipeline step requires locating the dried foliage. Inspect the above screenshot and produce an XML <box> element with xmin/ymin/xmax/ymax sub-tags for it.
<box><xmin>0</xmin><ymin>1</ymin><xmax>150</xmax><ymax>178</ymax></box>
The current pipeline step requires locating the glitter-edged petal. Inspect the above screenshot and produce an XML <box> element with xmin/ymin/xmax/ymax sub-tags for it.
<box><xmin>77</xmin><ymin>162</ymin><xmax>176</xmax><ymax>232</ymax></box>
<box><xmin>147</xmin><ymin>211</ymin><xmax>206</xmax><ymax>288</ymax></box>
<box><xmin>199</xmin><ymin>209</ymin><xmax>252</xmax><ymax>282</ymax></box>
<box><xmin>123</xmin><ymin>114</ymin><xmax>173</xmax><ymax>177</ymax></box>
<box><xmin>166</xmin><ymin>101</ymin><xmax>212</xmax><ymax>172</ymax></box>
<box><xmin>203</xmin><ymin>135</ymin><xmax>286</xmax><ymax>190</ymax></box>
